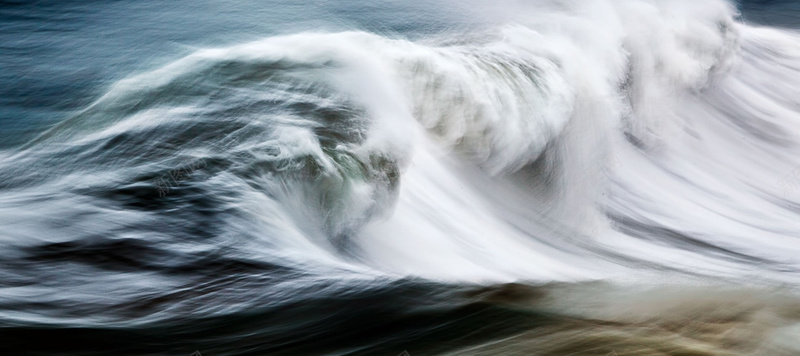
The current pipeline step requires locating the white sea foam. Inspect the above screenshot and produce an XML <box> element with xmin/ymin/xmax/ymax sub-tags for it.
<box><xmin>17</xmin><ymin>0</ymin><xmax>800</xmax><ymax>286</ymax></box>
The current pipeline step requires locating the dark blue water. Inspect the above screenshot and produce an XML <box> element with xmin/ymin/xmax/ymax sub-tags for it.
<box><xmin>0</xmin><ymin>0</ymin><xmax>485</xmax><ymax>149</ymax></box>
<box><xmin>0</xmin><ymin>3</ymin><xmax>523</xmax><ymax>355</ymax></box>
<box><xmin>740</xmin><ymin>0</ymin><xmax>800</xmax><ymax>26</ymax></box>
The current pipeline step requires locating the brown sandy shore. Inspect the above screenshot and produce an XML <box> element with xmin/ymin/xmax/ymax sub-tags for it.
<box><xmin>442</xmin><ymin>282</ymin><xmax>800</xmax><ymax>356</ymax></box>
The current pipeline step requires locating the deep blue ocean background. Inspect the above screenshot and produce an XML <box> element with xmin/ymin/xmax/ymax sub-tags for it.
<box><xmin>1</xmin><ymin>0</ymin><xmax>478</xmax><ymax>149</ymax></box>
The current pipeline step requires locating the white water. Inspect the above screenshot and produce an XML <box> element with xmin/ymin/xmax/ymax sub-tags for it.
<box><xmin>353</xmin><ymin>0</ymin><xmax>800</xmax><ymax>282</ymax></box>
<box><xmin>18</xmin><ymin>0</ymin><xmax>800</xmax><ymax>285</ymax></box>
